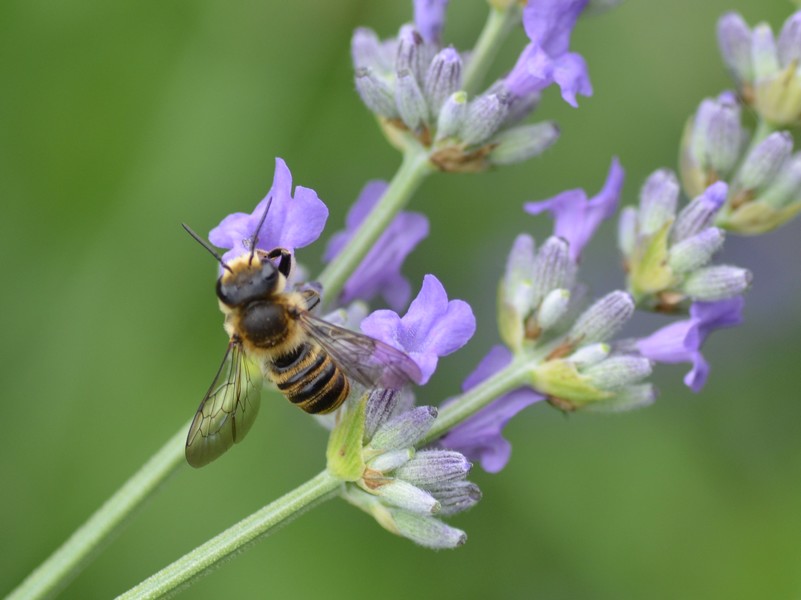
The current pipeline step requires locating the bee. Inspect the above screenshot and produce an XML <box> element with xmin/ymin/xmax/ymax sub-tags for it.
<box><xmin>182</xmin><ymin>204</ymin><xmax>420</xmax><ymax>468</ymax></box>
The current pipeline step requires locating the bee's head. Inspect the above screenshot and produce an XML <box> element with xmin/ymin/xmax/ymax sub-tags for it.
<box><xmin>216</xmin><ymin>253</ymin><xmax>281</xmax><ymax>307</ymax></box>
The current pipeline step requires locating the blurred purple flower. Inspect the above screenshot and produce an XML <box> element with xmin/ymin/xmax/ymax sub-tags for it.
<box><xmin>636</xmin><ymin>297</ymin><xmax>745</xmax><ymax>392</ymax></box>
<box><xmin>524</xmin><ymin>157</ymin><xmax>624</xmax><ymax>261</ymax></box>
<box><xmin>414</xmin><ymin>0</ymin><xmax>449</xmax><ymax>44</ymax></box>
<box><xmin>439</xmin><ymin>345</ymin><xmax>545</xmax><ymax>473</ymax></box>
<box><xmin>209</xmin><ymin>158</ymin><xmax>328</xmax><ymax>263</ymax></box>
<box><xmin>361</xmin><ymin>274</ymin><xmax>476</xmax><ymax>385</ymax></box>
<box><xmin>504</xmin><ymin>0</ymin><xmax>592</xmax><ymax>106</ymax></box>
<box><xmin>324</xmin><ymin>180</ymin><xmax>429</xmax><ymax>312</ymax></box>
<box><xmin>523</xmin><ymin>0</ymin><xmax>588</xmax><ymax>55</ymax></box>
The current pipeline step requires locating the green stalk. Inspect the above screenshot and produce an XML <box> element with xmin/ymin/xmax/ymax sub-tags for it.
<box><xmin>117</xmin><ymin>470</ymin><xmax>342</xmax><ymax>600</ymax></box>
<box><xmin>421</xmin><ymin>355</ymin><xmax>532</xmax><ymax>445</ymax></box>
<box><xmin>462</xmin><ymin>5</ymin><xmax>521</xmax><ymax>96</ymax></box>
<box><xmin>317</xmin><ymin>146</ymin><xmax>433</xmax><ymax>304</ymax></box>
<box><xmin>8</xmin><ymin>424</ymin><xmax>189</xmax><ymax>600</ymax></box>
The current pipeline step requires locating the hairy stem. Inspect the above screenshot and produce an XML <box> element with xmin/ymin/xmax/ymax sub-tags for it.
<box><xmin>117</xmin><ymin>470</ymin><xmax>341</xmax><ymax>599</ymax></box>
<box><xmin>317</xmin><ymin>146</ymin><xmax>433</xmax><ymax>304</ymax></box>
<box><xmin>8</xmin><ymin>424</ymin><xmax>189</xmax><ymax>600</ymax></box>
<box><xmin>421</xmin><ymin>355</ymin><xmax>532</xmax><ymax>445</ymax></box>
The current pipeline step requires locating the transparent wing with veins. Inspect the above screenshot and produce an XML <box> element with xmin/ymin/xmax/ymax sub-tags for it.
<box><xmin>185</xmin><ymin>340</ymin><xmax>263</xmax><ymax>468</ymax></box>
<box><xmin>298</xmin><ymin>311</ymin><xmax>421</xmax><ymax>390</ymax></box>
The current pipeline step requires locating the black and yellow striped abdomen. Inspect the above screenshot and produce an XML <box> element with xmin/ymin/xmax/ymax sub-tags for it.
<box><xmin>266</xmin><ymin>342</ymin><xmax>349</xmax><ymax>414</ymax></box>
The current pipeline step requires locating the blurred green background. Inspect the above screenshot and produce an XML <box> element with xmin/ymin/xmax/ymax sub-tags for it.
<box><xmin>2</xmin><ymin>0</ymin><xmax>800</xmax><ymax>598</ymax></box>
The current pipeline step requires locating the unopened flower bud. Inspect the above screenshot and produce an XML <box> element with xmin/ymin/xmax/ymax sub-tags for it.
<box><xmin>395</xmin><ymin>25</ymin><xmax>426</xmax><ymax>83</ymax></box>
<box><xmin>584</xmin><ymin>383</ymin><xmax>657</xmax><ymax>413</ymax></box>
<box><xmin>668</xmin><ymin>227</ymin><xmax>726</xmax><ymax>273</ymax></box>
<box><xmin>426</xmin><ymin>481</ymin><xmax>482</xmax><ymax>516</ymax></box>
<box><xmin>760</xmin><ymin>153</ymin><xmax>801</xmax><ymax>208</ymax></box>
<box><xmin>375</xmin><ymin>480</ymin><xmax>440</xmax><ymax>515</ymax></box>
<box><xmin>569</xmin><ymin>343</ymin><xmax>611</xmax><ymax>368</ymax></box>
<box><xmin>778</xmin><ymin>12</ymin><xmax>801</xmax><ymax>66</ymax></box>
<box><xmin>751</xmin><ymin>23</ymin><xmax>779</xmax><ymax>81</ymax></box>
<box><xmin>582</xmin><ymin>356</ymin><xmax>653</xmax><ymax>390</ymax></box>
<box><xmin>395</xmin><ymin>69</ymin><xmax>429</xmax><ymax>132</ymax></box>
<box><xmin>369</xmin><ymin>406</ymin><xmax>437</xmax><ymax>451</ymax></box>
<box><xmin>737</xmin><ymin>131</ymin><xmax>793</xmax><ymax>191</ymax></box>
<box><xmin>391</xmin><ymin>510</ymin><xmax>466</xmax><ymax>549</ymax></box>
<box><xmin>683</xmin><ymin>265</ymin><xmax>752</xmax><ymax>301</ymax></box>
<box><xmin>569</xmin><ymin>291</ymin><xmax>634</xmax><ymax>345</ymax></box>
<box><xmin>424</xmin><ymin>47</ymin><xmax>462</xmax><ymax>115</ymax></box>
<box><xmin>435</xmin><ymin>91</ymin><xmax>467</xmax><ymax>141</ymax></box>
<box><xmin>717</xmin><ymin>12</ymin><xmax>754</xmax><ymax>86</ymax></box>
<box><xmin>639</xmin><ymin>169</ymin><xmax>679</xmax><ymax>235</ymax></box>
<box><xmin>672</xmin><ymin>182</ymin><xmax>728</xmax><ymax>243</ymax></box>
<box><xmin>488</xmin><ymin>121</ymin><xmax>560</xmax><ymax>166</ymax></box>
<box><xmin>352</xmin><ymin>27</ymin><xmax>390</xmax><ymax>72</ymax></box>
<box><xmin>355</xmin><ymin>68</ymin><xmax>399</xmax><ymax>118</ymax></box>
<box><xmin>537</xmin><ymin>288</ymin><xmax>571</xmax><ymax>331</ymax></box>
<box><xmin>394</xmin><ymin>450</ymin><xmax>472</xmax><ymax>486</ymax></box>
<box><xmin>530</xmin><ymin>237</ymin><xmax>572</xmax><ymax>308</ymax></box>
<box><xmin>367</xmin><ymin>448</ymin><xmax>414</xmax><ymax>472</ymax></box>
<box><xmin>691</xmin><ymin>94</ymin><xmax>744</xmax><ymax>178</ymax></box>
<box><xmin>460</xmin><ymin>93</ymin><xmax>509</xmax><ymax>146</ymax></box>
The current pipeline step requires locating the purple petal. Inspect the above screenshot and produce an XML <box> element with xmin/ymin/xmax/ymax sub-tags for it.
<box><xmin>324</xmin><ymin>180</ymin><xmax>428</xmax><ymax>311</ymax></box>
<box><xmin>524</xmin><ymin>157</ymin><xmax>624</xmax><ymax>260</ymax></box>
<box><xmin>208</xmin><ymin>157</ymin><xmax>328</xmax><ymax>263</ymax></box>
<box><xmin>636</xmin><ymin>297</ymin><xmax>744</xmax><ymax>392</ymax></box>
<box><xmin>523</xmin><ymin>0</ymin><xmax>589</xmax><ymax>57</ymax></box>
<box><xmin>414</xmin><ymin>0</ymin><xmax>449</xmax><ymax>44</ymax></box>
<box><xmin>504</xmin><ymin>43</ymin><xmax>554</xmax><ymax>97</ymax></box>
<box><xmin>552</xmin><ymin>52</ymin><xmax>592</xmax><ymax>107</ymax></box>
<box><xmin>439</xmin><ymin>346</ymin><xmax>545</xmax><ymax>472</ymax></box>
<box><xmin>361</xmin><ymin>274</ymin><xmax>476</xmax><ymax>385</ymax></box>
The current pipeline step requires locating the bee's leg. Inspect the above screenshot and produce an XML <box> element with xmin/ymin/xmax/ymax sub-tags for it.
<box><xmin>267</xmin><ymin>247</ymin><xmax>292</xmax><ymax>278</ymax></box>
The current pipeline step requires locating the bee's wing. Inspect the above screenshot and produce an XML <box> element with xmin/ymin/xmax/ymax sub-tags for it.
<box><xmin>298</xmin><ymin>311</ymin><xmax>421</xmax><ymax>390</ymax></box>
<box><xmin>185</xmin><ymin>340</ymin><xmax>263</xmax><ymax>468</ymax></box>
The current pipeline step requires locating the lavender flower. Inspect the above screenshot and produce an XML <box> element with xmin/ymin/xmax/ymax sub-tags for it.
<box><xmin>524</xmin><ymin>157</ymin><xmax>624</xmax><ymax>260</ymax></box>
<box><xmin>361</xmin><ymin>274</ymin><xmax>476</xmax><ymax>385</ymax></box>
<box><xmin>620</xmin><ymin>176</ymin><xmax>751</xmax><ymax>309</ymax></box>
<box><xmin>414</xmin><ymin>0</ymin><xmax>450</xmax><ymax>45</ymax></box>
<box><xmin>717</xmin><ymin>11</ymin><xmax>801</xmax><ymax>126</ymax></box>
<box><xmin>334</xmin><ymin>390</ymin><xmax>480</xmax><ymax>549</ymax></box>
<box><xmin>503</xmin><ymin>0</ymin><xmax>593</xmax><ymax>107</ymax></box>
<box><xmin>209</xmin><ymin>157</ymin><xmax>328</xmax><ymax>263</ymax></box>
<box><xmin>636</xmin><ymin>297</ymin><xmax>744</xmax><ymax>392</ymax></box>
<box><xmin>324</xmin><ymin>180</ymin><xmax>429</xmax><ymax>311</ymax></box>
<box><xmin>440</xmin><ymin>345</ymin><xmax>545</xmax><ymax>473</ymax></box>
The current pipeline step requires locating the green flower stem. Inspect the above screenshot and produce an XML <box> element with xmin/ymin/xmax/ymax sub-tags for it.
<box><xmin>8</xmin><ymin>423</ymin><xmax>190</xmax><ymax>600</ymax></box>
<box><xmin>317</xmin><ymin>145</ymin><xmax>433</xmax><ymax>304</ymax></box>
<box><xmin>462</xmin><ymin>5</ymin><xmax>521</xmax><ymax>96</ymax></box>
<box><xmin>421</xmin><ymin>354</ymin><xmax>532</xmax><ymax>445</ymax></box>
<box><xmin>118</xmin><ymin>470</ymin><xmax>342</xmax><ymax>599</ymax></box>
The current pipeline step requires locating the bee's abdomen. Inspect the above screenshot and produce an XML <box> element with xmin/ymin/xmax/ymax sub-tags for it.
<box><xmin>267</xmin><ymin>343</ymin><xmax>349</xmax><ymax>414</ymax></box>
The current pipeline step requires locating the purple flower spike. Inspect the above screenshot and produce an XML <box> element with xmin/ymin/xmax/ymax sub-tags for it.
<box><xmin>209</xmin><ymin>158</ymin><xmax>329</xmax><ymax>263</ymax></box>
<box><xmin>414</xmin><ymin>0</ymin><xmax>449</xmax><ymax>45</ymax></box>
<box><xmin>524</xmin><ymin>157</ymin><xmax>624</xmax><ymax>261</ymax></box>
<box><xmin>636</xmin><ymin>297</ymin><xmax>744</xmax><ymax>392</ymax></box>
<box><xmin>440</xmin><ymin>346</ymin><xmax>545</xmax><ymax>473</ymax></box>
<box><xmin>361</xmin><ymin>274</ymin><xmax>476</xmax><ymax>385</ymax></box>
<box><xmin>324</xmin><ymin>181</ymin><xmax>429</xmax><ymax>311</ymax></box>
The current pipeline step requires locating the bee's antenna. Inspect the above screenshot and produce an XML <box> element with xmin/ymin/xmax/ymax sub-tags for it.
<box><xmin>182</xmin><ymin>223</ymin><xmax>234</xmax><ymax>274</ymax></box>
<box><xmin>248</xmin><ymin>195</ymin><xmax>273</xmax><ymax>266</ymax></box>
